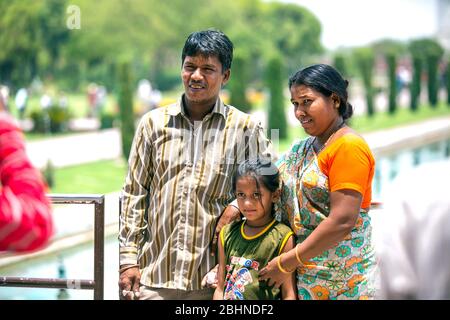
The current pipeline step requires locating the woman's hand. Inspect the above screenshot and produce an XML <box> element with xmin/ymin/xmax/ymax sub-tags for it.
<box><xmin>258</xmin><ymin>255</ymin><xmax>294</xmax><ymax>288</ymax></box>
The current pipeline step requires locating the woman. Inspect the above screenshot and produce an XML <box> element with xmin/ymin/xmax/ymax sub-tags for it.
<box><xmin>213</xmin><ymin>64</ymin><xmax>376</xmax><ymax>300</ymax></box>
<box><xmin>257</xmin><ymin>63</ymin><xmax>376</xmax><ymax>300</ymax></box>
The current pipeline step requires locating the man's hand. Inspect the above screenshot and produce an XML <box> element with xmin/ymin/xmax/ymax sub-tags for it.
<box><xmin>211</xmin><ymin>205</ymin><xmax>241</xmax><ymax>256</ymax></box>
<box><xmin>118</xmin><ymin>265</ymin><xmax>141</xmax><ymax>300</ymax></box>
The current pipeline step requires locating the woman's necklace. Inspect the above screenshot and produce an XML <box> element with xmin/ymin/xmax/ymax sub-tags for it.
<box><xmin>313</xmin><ymin>121</ymin><xmax>346</xmax><ymax>154</ymax></box>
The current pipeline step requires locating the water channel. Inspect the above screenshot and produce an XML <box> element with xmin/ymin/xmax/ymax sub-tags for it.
<box><xmin>1</xmin><ymin>137</ymin><xmax>449</xmax><ymax>299</ymax></box>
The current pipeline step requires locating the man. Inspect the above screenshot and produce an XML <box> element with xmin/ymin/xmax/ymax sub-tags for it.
<box><xmin>118</xmin><ymin>29</ymin><xmax>273</xmax><ymax>300</ymax></box>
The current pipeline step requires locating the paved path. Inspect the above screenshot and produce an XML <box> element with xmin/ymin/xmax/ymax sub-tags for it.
<box><xmin>364</xmin><ymin>116</ymin><xmax>450</xmax><ymax>156</ymax></box>
<box><xmin>26</xmin><ymin>128</ymin><xmax>122</xmax><ymax>169</ymax></box>
<box><xmin>25</xmin><ymin>114</ymin><xmax>450</xmax><ymax>169</ymax></box>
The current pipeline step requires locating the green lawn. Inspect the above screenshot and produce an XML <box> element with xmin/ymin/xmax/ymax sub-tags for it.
<box><xmin>350</xmin><ymin>102</ymin><xmax>450</xmax><ymax>133</ymax></box>
<box><xmin>24</xmin><ymin>131</ymin><xmax>76</xmax><ymax>141</ymax></box>
<box><xmin>51</xmin><ymin>159</ymin><xmax>128</xmax><ymax>194</ymax></box>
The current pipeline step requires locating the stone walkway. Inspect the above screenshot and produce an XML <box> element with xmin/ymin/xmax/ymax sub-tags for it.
<box><xmin>25</xmin><ymin>114</ymin><xmax>450</xmax><ymax>169</ymax></box>
<box><xmin>26</xmin><ymin>128</ymin><xmax>121</xmax><ymax>169</ymax></box>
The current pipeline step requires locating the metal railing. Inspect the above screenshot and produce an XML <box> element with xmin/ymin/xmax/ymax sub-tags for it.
<box><xmin>370</xmin><ymin>201</ymin><xmax>383</xmax><ymax>209</ymax></box>
<box><xmin>0</xmin><ymin>194</ymin><xmax>105</xmax><ymax>300</ymax></box>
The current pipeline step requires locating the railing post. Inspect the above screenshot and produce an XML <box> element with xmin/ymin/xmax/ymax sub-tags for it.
<box><xmin>93</xmin><ymin>195</ymin><xmax>105</xmax><ymax>300</ymax></box>
<box><xmin>0</xmin><ymin>194</ymin><xmax>106</xmax><ymax>300</ymax></box>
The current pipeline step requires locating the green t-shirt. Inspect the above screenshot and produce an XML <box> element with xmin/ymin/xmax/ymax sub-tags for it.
<box><xmin>220</xmin><ymin>219</ymin><xmax>293</xmax><ymax>300</ymax></box>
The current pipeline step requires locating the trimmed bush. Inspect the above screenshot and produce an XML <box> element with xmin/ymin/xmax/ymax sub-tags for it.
<box><xmin>229</xmin><ymin>54</ymin><xmax>251</xmax><ymax>113</ymax></box>
<box><xmin>47</xmin><ymin>105</ymin><xmax>70</xmax><ymax>133</ymax></box>
<box><xmin>117</xmin><ymin>62</ymin><xmax>135</xmax><ymax>160</ymax></box>
<box><xmin>354</xmin><ymin>47</ymin><xmax>375</xmax><ymax>117</ymax></box>
<box><xmin>333</xmin><ymin>53</ymin><xmax>348</xmax><ymax>78</ymax></box>
<box><xmin>410</xmin><ymin>56</ymin><xmax>422</xmax><ymax>112</ymax></box>
<box><xmin>100</xmin><ymin>111</ymin><xmax>116</xmax><ymax>129</ymax></box>
<box><xmin>410</xmin><ymin>38</ymin><xmax>444</xmax><ymax>109</ymax></box>
<box><xmin>447</xmin><ymin>60</ymin><xmax>450</xmax><ymax>106</ymax></box>
<box><xmin>42</xmin><ymin>160</ymin><xmax>55</xmax><ymax>189</ymax></box>
<box><xmin>386</xmin><ymin>53</ymin><xmax>397</xmax><ymax>114</ymax></box>
<box><xmin>265</xmin><ymin>55</ymin><xmax>287</xmax><ymax>140</ymax></box>
<box><xmin>29</xmin><ymin>104</ymin><xmax>70</xmax><ymax>134</ymax></box>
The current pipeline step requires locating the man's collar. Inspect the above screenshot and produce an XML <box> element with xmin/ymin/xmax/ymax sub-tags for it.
<box><xmin>166</xmin><ymin>95</ymin><xmax>227</xmax><ymax>119</ymax></box>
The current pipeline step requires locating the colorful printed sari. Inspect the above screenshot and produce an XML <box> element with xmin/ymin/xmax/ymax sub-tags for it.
<box><xmin>276</xmin><ymin>137</ymin><xmax>376</xmax><ymax>300</ymax></box>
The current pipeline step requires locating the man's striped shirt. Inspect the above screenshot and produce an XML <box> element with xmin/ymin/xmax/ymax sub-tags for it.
<box><xmin>119</xmin><ymin>97</ymin><xmax>273</xmax><ymax>290</ymax></box>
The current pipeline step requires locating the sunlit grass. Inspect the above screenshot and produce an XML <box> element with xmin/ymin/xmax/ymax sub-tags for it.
<box><xmin>350</xmin><ymin>102</ymin><xmax>450</xmax><ymax>133</ymax></box>
<box><xmin>50</xmin><ymin>159</ymin><xmax>128</xmax><ymax>194</ymax></box>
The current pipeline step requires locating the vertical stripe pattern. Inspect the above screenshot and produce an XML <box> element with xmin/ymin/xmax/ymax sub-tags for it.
<box><xmin>119</xmin><ymin>97</ymin><xmax>273</xmax><ymax>290</ymax></box>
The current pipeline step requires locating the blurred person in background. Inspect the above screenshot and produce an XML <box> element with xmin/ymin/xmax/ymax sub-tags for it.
<box><xmin>137</xmin><ymin>79</ymin><xmax>161</xmax><ymax>113</ymax></box>
<box><xmin>0</xmin><ymin>101</ymin><xmax>53</xmax><ymax>252</ymax></box>
<box><xmin>0</xmin><ymin>86</ymin><xmax>10</xmax><ymax>113</ymax></box>
<box><xmin>15</xmin><ymin>88</ymin><xmax>28</xmax><ymax>119</ymax></box>
<box><xmin>87</xmin><ymin>83</ymin><xmax>98</xmax><ymax>117</ymax></box>
<box><xmin>374</xmin><ymin>160</ymin><xmax>450</xmax><ymax>299</ymax></box>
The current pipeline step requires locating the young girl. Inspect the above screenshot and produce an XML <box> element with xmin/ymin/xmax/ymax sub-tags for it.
<box><xmin>213</xmin><ymin>158</ymin><xmax>297</xmax><ymax>300</ymax></box>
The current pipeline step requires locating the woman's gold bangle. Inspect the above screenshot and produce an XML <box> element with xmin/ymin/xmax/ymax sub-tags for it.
<box><xmin>295</xmin><ymin>244</ymin><xmax>305</xmax><ymax>266</ymax></box>
<box><xmin>277</xmin><ymin>254</ymin><xmax>295</xmax><ymax>274</ymax></box>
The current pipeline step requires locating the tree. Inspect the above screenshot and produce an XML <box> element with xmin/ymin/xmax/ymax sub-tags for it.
<box><xmin>261</xmin><ymin>2</ymin><xmax>323</xmax><ymax>73</ymax></box>
<box><xmin>38</xmin><ymin>0</ymin><xmax>70</xmax><ymax>77</ymax></box>
<box><xmin>386</xmin><ymin>53</ymin><xmax>397</xmax><ymax>114</ymax></box>
<box><xmin>409</xmin><ymin>38</ymin><xmax>444</xmax><ymax>109</ymax></box>
<box><xmin>353</xmin><ymin>47</ymin><xmax>375</xmax><ymax>117</ymax></box>
<box><xmin>447</xmin><ymin>59</ymin><xmax>450</xmax><ymax>106</ymax></box>
<box><xmin>410</xmin><ymin>57</ymin><xmax>422</xmax><ymax>112</ymax></box>
<box><xmin>372</xmin><ymin>39</ymin><xmax>406</xmax><ymax>115</ymax></box>
<box><xmin>0</xmin><ymin>1</ymin><xmax>44</xmax><ymax>86</ymax></box>
<box><xmin>333</xmin><ymin>53</ymin><xmax>348</xmax><ymax>78</ymax></box>
<box><xmin>265</xmin><ymin>55</ymin><xmax>287</xmax><ymax>140</ymax></box>
<box><xmin>0</xmin><ymin>0</ymin><xmax>70</xmax><ymax>87</ymax></box>
<box><xmin>229</xmin><ymin>53</ymin><xmax>251</xmax><ymax>112</ymax></box>
<box><xmin>117</xmin><ymin>62</ymin><xmax>135</xmax><ymax>160</ymax></box>
<box><xmin>409</xmin><ymin>40</ymin><xmax>423</xmax><ymax>112</ymax></box>
<box><xmin>423</xmin><ymin>40</ymin><xmax>444</xmax><ymax>107</ymax></box>
<box><xmin>1</xmin><ymin>0</ymin><xmax>325</xmax><ymax>97</ymax></box>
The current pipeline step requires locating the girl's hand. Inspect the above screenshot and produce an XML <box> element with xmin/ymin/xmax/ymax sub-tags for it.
<box><xmin>201</xmin><ymin>264</ymin><xmax>219</xmax><ymax>289</ymax></box>
<box><xmin>258</xmin><ymin>255</ymin><xmax>294</xmax><ymax>288</ymax></box>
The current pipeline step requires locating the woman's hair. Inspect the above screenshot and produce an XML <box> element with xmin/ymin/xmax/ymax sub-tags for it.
<box><xmin>288</xmin><ymin>63</ymin><xmax>353</xmax><ymax>121</ymax></box>
<box><xmin>232</xmin><ymin>158</ymin><xmax>280</xmax><ymax>194</ymax></box>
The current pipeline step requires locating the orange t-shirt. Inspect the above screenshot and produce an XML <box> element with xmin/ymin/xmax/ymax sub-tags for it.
<box><xmin>317</xmin><ymin>133</ymin><xmax>375</xmax><ymax>209</ymax></box>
